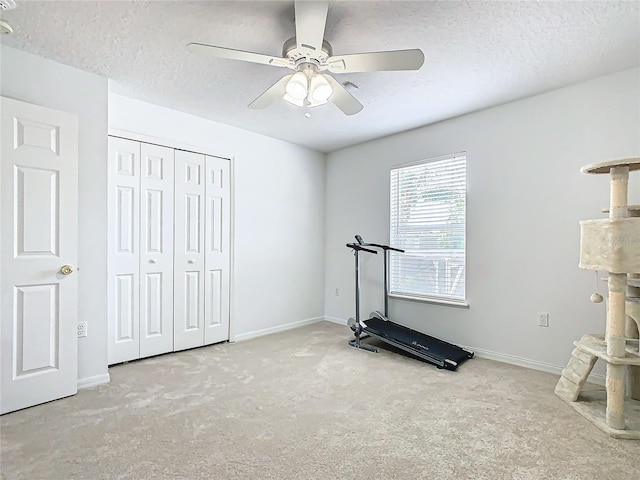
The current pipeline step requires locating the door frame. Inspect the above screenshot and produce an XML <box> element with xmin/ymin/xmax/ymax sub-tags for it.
<box><xmin>107</xmin><ymin>128</ymin><xmax>236</xmax><ymax>343</ymax></box>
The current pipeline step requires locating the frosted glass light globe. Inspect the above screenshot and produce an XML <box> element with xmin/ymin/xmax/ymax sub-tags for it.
<box><xmin>285</xmin><ymin>71</ymin><xmax>308</xmax><ymax>100</ymax></box>
<box><xmin>310</xmin><ymin>74</ymin><xmax>332</xmax><ymax>102</ymax></box>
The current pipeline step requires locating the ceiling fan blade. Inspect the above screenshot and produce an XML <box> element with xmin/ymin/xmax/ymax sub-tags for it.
<box><xmin>327</xmin><ymin>49</ymin><xmax>425</xmax><ymax>73</ymax></box>
<box><xmin>187</xmin><ymin>43</ymin><xmax>290</xmax><ymax>68</ymax></box>
<box><xmin>248</xmin><ymin>74</ymin><xmax>293</xmax><ymax>109</ymax></box>
<box><xmin>295</xmin><ymin>0</ymin><xmax>329</xmax><ymax>54</ymax></box>
<box><xmin>322</xmin><ymin>74</ymin><xmax>363</xmax><ymax>116</ymax></box>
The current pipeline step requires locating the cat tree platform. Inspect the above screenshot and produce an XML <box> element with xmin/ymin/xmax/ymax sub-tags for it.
<box><xmin>556</xmin><ymin>334</ymin><xmax>640</xmax><ymax>438</ymax></box>
<box><xmin>569</xmin><ymin>386</ymin><xmax>640</xmax><ymax>440</ymax></box>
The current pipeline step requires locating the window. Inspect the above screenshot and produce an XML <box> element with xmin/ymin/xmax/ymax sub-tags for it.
<box><xmin>389</xmin><ymin>153</ymin><xmax>466</xmax><ymax>305</ymax></box>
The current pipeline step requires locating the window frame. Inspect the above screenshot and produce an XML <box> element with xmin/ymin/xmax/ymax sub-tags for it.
<box><xmin>389</xmin><ymin>152</ymin><xmax>468</xmax><ymax>308</ymax></box>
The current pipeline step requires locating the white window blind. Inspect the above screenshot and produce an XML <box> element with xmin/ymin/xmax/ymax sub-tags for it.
<box><xmin>389</xmin><ymin>154</ymin><xmax>466</xmax><ymax>303</ymax></box>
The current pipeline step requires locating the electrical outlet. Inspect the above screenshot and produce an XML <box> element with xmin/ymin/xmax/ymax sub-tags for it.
<box><xmin>537</xmin><ymin>312</ymin><xmax>549</xmax><ymax>327</ymax></box>
<box><xmin>77</xmin><ymin>321</ymin><xmax>87</xmax><ymax>338</ymax></box>
<box><xmin>335</xmin><ymin>288</ymin><xmax>340</xmax><ymax>296</ymax></box>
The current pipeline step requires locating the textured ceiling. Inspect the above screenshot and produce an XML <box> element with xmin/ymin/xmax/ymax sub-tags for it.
<box><xmin>1</xmin><ymin>1</ymin><xmax>639</xmax><ymax>153</ymax></box>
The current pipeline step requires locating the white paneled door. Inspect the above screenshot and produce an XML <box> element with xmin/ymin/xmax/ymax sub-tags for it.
<box><xmin>204</xmin><ymin>156</ymin><xmax>230</xmax><ymax>345</ymax></box>
<box><xmin>0</xmin><ymin>97</ymin><xmax>79</xmax><ymax>414</ymax></box>
<box><xmin>174</xmin><ymin>150</ymin><xmax>206</xmax><ymax>351</ymax></box>
<box><xmin>174</xmin><ymin>151</ymin><xmax>230</xmax><ymax>350</ymax></box>
<box><xmin>107</xmin><ymin>137</ymin><xmax>141</xmax><ymax>364</ymax></box>
<box><xmin>139</xmin><ymin>143</ymin><xmax>174</xmax><ymax>358</ymax></box>
<box><xmin>108</xmin><ymin>139</ymin><xmax>230</xmax><ymax>362</ymax></box>
<box><xmin>107</xmin><ymin>138</ymin><xmax>175</xmax><ymax>364</ymax></box>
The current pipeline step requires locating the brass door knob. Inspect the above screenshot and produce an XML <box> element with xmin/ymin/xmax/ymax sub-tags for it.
<box><xmin>60</xmin><ymin>265</ymin><xmax>74</xmax><ymax>275</ymax></box>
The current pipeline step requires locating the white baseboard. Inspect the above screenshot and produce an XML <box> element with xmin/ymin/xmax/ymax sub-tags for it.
<box><xmin>459</xmin><ymin>345</ymin><xmax>606</xmax><ymax>386</ymax></box>
<box><xmin>321</xmin><ymin>317</ymin><xmax>606</xmax><ymax>386</ymax></box>
<box><xmin>324</xmin><ymin>315</ymin><xmax>347</xmax><ymax>325</ymax></box>
<box><xmin>78</xmin><ymin>373</ymin><xmax>110</xmax><ymax>390</ymax></box>
<box><xmin>233</xmin><ymin>316</ymin><xmax>325</xmax><ymax>342</ymax></box>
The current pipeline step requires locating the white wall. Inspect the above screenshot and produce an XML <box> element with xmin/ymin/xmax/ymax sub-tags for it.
<box><xmin>325</xmin><ymin>68</ymin><xmax>640</xmax><ymax>374</ymax></box>
<box><xmin>108</xmin><ymin>94</ymin><xmax>326</xmax><ymax>339</ymax></box>
<box><xmin>3</xmin><ymin>44</ymin><xmax>636</xmax><ymax>388</ymax></box>
<box><xmin>1</xmin><ymin>46</ymin><xmax>109</xmax><ymax>386</ymax></box>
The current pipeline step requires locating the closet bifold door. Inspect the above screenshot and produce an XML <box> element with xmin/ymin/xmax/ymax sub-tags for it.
<box><xmin>108</xmin><ymin>137</ymin><xmax>141</xmax><ymax>364</ymax></box>
<box><xmin>204</xmin><ymin>156</ymin><xmax>231</xmax><ymax>345</ymax></box>
<box><xmin>139</xmin><ymin>143</ymin><xmax>175</xmax><ymax>358</ymax></box>
<box><xmin>174</xmin><ymin>150</ymin><xmax>206</xmax><ymax>351</ymax></box>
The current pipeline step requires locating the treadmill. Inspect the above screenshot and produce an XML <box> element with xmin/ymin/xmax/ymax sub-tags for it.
<box><xmin>346</xmin><ymin>235</ymin><xmax>474</xmax><ymax>371</ymax></box>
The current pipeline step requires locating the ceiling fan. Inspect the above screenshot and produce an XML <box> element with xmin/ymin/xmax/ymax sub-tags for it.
<box><xmin>186</xmin><ymin>0</ymin><xmax>424</xmax><ymax>117</ymax></box>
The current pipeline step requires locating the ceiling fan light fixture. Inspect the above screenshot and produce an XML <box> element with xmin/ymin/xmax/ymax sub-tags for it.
<box><xmin>285</xmin><ymin>71</ymin><xmax>308</xmax><ymax>100</ymax></box>
<box><xmin>310</xmin><ymin>74</ymin><xmax>332</xmax><ymax>102</ymax></box>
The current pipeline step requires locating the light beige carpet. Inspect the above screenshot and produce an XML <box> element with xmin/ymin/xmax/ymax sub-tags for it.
<box><xmin>1</xmin><ymin>321</ymin><xmax>638</xmax><ymax>480</ymax></box>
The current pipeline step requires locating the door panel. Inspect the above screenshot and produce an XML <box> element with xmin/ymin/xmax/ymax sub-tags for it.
<box><xmin>207</xmin><ymin>270</ymin><xmax>222</xmax><ymax>327</ymax></box>
<box><xmin>1</xmin><ymin>97</ymin><xmax>78</xmax><ymax>414</ymax></box>
<box><xmin>142</xmin><ymin>273</ymin><xmax>162</xmax><ymax>335</ymax></box>
<box><xmin>107</xmin><ymin>137</ymin><xmax>140</xmax><ymax>364</ymax></box>
<box><xmin>184</xmin><ymin>271</ymin><xmax>201</xmax><ymax>329</ymax></box>
<box><xmin>174</xmin><ymin>150</ymin><xmax>205</xmax><ymax>351</ymax></box>
<box><xmin>186</xmin><ymin>194</ymin><xmax>201</xmax><ymax>253</ymax></box>
<box><xmin>139</xmin><ymin>143</ymin><xmax>174</xmax><ymax>358</ymax></box>
<box><xmin>15</xmin><ymin>167</ymin><xmax>59</xmax><ymax>255</ymax></box>
<box><xmin>116</xmin><ymin>186</ymin><xmax>136</xmax><ymax>253</ymax></box>
<box><xmin>15</xmin><ymin>284</ymin><xmax>59</xmax><ymax>374</ymax></box>
<box><xmin>115</xmin><ymin>273</ymin><xmax>136</xmax><ymax>342</ymax></box>
<box><xmin>204</xmin><ymin>156</ymin><xmax>230</xmax><ymax>345</ymax></box>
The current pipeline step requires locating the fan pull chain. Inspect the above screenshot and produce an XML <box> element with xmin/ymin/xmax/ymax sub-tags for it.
<box><xmin>304</xmin><ymin>74</ymin><xmax>312</xmax><ymax>118</ymax></box>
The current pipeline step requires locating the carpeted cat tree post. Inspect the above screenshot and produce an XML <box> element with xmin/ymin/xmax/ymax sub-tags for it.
<box><xmin>555</xmin><ymin>157</ymin><xmax>640</xmax><ymax>439</ymax></box>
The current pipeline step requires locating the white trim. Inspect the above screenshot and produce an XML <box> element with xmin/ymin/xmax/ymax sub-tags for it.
<box><xmin>108</xmin><ymin>128</ymin><xmax>232</xmax><ymax>161</ymax></box>
<box><xmin>77</xmin><ymin>373</ymin><xmax>110</xmax><ymax>390</ymax></box>
<box><xmin>233</xmin><ymin>317</ymin><xmax>325</xmax><ymax>342</ymax></box>
<box><xmin>324</xmin><ymin>315</ymin><xmax>348</xmax><ymax>325</ymax></box>
<box><xmin>228</xmin><ymin>156</ymin><xmax>236</xmax><ymax>343</ymax></box>
<box><xmin>465</xmin><ymin>345</ymin><xmax>606</xmax><ymax>386</ymax></box>
<box><xmin>389</xmin><ymin>293</ymin><xmax>469</xmax><ymax>308</ymax></box>
<box><xmin>90</xmin><ymin>324</ymin><xmax>606</xmax><ymax>385</ymax></box>
<box><xmin>320</xmin><ymin>318</ymin><xmax>605</xmax><ymax>386</ymax></box>
<box><xmin>324</xmin><ymin>315</ymin><xmax>605</xmax><ymax>385</ymax></box>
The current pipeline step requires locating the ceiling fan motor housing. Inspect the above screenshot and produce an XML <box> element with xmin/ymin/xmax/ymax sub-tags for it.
<box><xmin>282</xmin><ymin>37</ymin><xmax>333</xmax><ymax>66</ymax></box>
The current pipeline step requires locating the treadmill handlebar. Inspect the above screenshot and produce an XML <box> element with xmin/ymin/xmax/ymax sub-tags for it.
<box><xmin>353</xmin><ymin>235</ymin><xmax>405</xmax><ymax>253</ymax></box>
<box><xmin>346</xmin><ymin>243</ymin><xmax>377</xmax><ymax>254</ymax></box>
<box><xmin>378</xmin><ymin>245</ymin><xmax>405</xmax><ymax>253</ymax></box>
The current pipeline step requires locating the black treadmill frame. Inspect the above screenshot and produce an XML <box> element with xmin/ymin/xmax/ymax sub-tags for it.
<box><xmin>346</xmin><ymin>236</ymin><xmax>474</xmax><ymax>371</ymax></box>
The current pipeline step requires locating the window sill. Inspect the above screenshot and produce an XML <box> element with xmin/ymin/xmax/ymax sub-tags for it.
<box><xmin>389</xmin><ymin>293</ymin><xmax>469</xmax><ymax>308</ymax></box>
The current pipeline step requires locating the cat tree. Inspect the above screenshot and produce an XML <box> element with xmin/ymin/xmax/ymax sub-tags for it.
<box><xmin>555</xmin><ymin>157</ymin><xmax>640</xmax><ymax>439</ymax></box>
